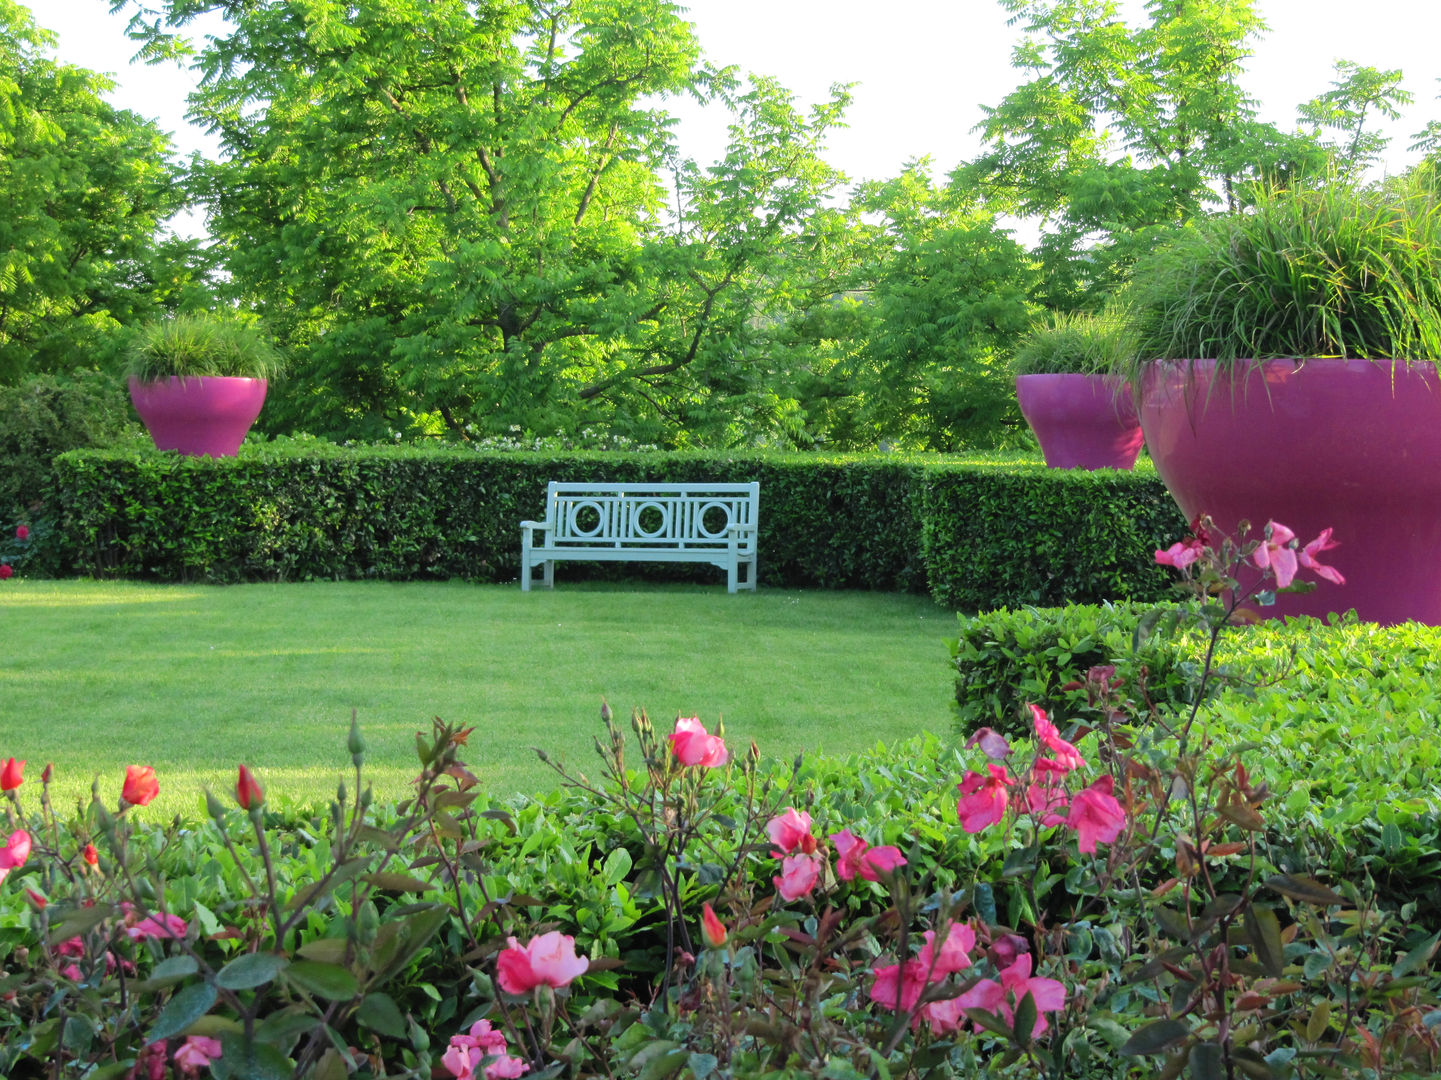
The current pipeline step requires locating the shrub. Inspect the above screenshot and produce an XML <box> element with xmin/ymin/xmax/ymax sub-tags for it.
<box><xmin>50</xmin><ymin>446</ymin><xmax>1182</xmax><ymax>611</ymax></box>
<box><xmin>918</xmin><ymin>463</ymin><xmax>1183</xmax><ymax>610</ymax></box>
<box><xmin>0</xmin><ymin>370</ymin><xmax>139</xmax><ymax>518</ymax></box>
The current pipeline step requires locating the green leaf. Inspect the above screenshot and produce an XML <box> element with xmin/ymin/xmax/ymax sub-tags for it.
<box><xmin>216</xmin><ymin>952</ymin><xmax>288</xmax><ymax>991</ymax></box>
<box><xmin>602</xmin><ymin>847</ymin><xmax>633</xmax><ymax>885</ymax></box>
<box><xmin>48</xmin><ymin>903</ymin><xmax>115</xmax><ymax>944</ymax></box>
<box><xmin>1245</xmin><ymin>906</ymin><xmax>1285</xmax><ymax>978</ymax></box>
<box><xmin>148</xmin><ymin>980</ymin><xmax>218</xmax><ymax>1042</ymax></box>
<box><xmin>1189</xmin><ymin>1041</ymin><xmax>1224</xmax><ymax>1080</ymax></box>
<box><xmin>1264</xmin><ymin>874</ymin><xmax>1344</xmax><ymax>906</ymax></box>
<box><xmin>365</xmin><ymin>872</ymin><xmax>436</xmax><ymax>893</ymax></box>
<box><xmin>135</xmin><ymin>954</ymin><xmax>200</xmax><ymax>992</ymax></box>
<box><xmin>218</xmin><ymin>1032</ymin><xmax>294</xmax><ymax>1080</ymax></box>
<box><xmin>1120</xmin><ymin>1019</ymin><xmax>1191</xmax><ymax>1056</ymax></box>
<box><xmin>688</xmin><ymin>1053</ymin><xmax>719</xmax><ymax>1080</ymax></box>
<box><xmin>283</xmin><ymin>961</ymin><xmax>359</xmax><ymax>1001</ymax></box>
<box><xmin>356</xmin><ymin>992</ymin><xmax>408</xmax><ymax>1040</ymax></box>
<box><xmin>1012</xmin><ymin>990</ymin><xmax>1038</xmax><ymax>1044</ymax></box>
<box><xmin>1392</xmin><ymin>929</ymin><xmax>1441</xmax><ymax>979</ymax></box>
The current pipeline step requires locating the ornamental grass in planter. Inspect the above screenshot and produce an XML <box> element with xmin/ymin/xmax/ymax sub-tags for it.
<box><xmin>1011</xmin><ymin>309</ymin><xmax>1144</xmax><ymax>470</ymax></box>
<box><xmin>1123</xmin><ymin>172</ymin><xmax>1441</xmax><ymax>626</ymax></box>
<box><xmin>126</xmin><ymin>313</ymin><xmax>285</xmax><ymax>458</ymax></box>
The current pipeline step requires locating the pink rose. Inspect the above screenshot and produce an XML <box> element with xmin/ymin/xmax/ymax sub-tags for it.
<box><xmin>668</xmin><ymin>717</ymin><xmax>728</xmax><ymax>768</ymax></box>
<box><xmin>869</xmin><ymin>958</ymin><xmax>928</xmax><ymax>1014</ymax></box>
<box><xmin>1067</xmin><ymin>774</ymin><xmax>1126</xmax><ymax>853</ymax></box>
<box><xmin>495</xmin><ymin>931</ymin><xmax>588</xmax><ymax>994</ymax></box>
<box><xmin>127</xmin><ymin>912</ymin><xmax>188</xmax><ymax>941</ymax></box>
<box><xmin>919</xmin><ymin>922</ymin><xmax>975</xmax><ymax>977</ymax></box>
<box><xmin>15</xmin><ymin>525</ymin><xmax>29</xmax><ymax>541</ymax></box>
<box><xmin>174</xmin><ymin>1036</ymin><xmax>222</xmax><ymax>1075</ymax></box>
<box><xmin>1298</xmin><ymin>527</ymin><xmax>1345</xmax><ymax>585</ymax></box>
<box><xmin>1028</xmin><ymin>704</ymin><xmax>1085</xmax><ymax>773</ymax></box>
<box><xmin>956</xmin><ymin>764</ymin><xmax>1013</xmax><ymax>833</ymax></box>
<box><xmin>765</xmin><ymin>807</ymin><xmax>816</xmax><ymax>854</ymax></box>
<box><xmin>829</xmin><ymin>828</ymin><xmax>906</xmax><ymax>883</ymax></box>
<box><xmin>773</xmin><ymin>852</ymin><xmax>822</xmax><ymax>901</ymax></box>
<box><xmin>1250</xmin><ymin>520</ymin><xmax>1299</xmax><ymax>588</ymax></box>
<box><xmin>443</xmin><ymin>1019</ymin><xmax>529</xmax><ymax>1080</ymax></box>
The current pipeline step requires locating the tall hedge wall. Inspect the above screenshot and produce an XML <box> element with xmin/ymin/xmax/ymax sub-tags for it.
<box><xmin>49</xmin><ymin>445</ymin><xmax>1186</xmax><ymax>610</ymax></box>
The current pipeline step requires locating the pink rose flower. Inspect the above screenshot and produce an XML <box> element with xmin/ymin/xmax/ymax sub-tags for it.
<box><xmin>869</xmin><ymin>958</ymin><xmax>928</xmax><ymax>1014</ymax></box>
<box><xmin>0</xmin><ymin>564</ymin><xmax>12</xmax><ymax>580</ymax></box>
<box><xmin>0</xmin><ymin>829</ymin><xmax>31</xmax><ymax>882</ymax></box>
<box><xmin>443</xmin><ymin>1019</ymin><xmax>529</xmax><ymax>1080</ymax></box>
<box><xmin>127</xmin><ymin>912</ymin><xmax>188</xmax><ymax>941</ymax></box>
<box><xmin>700</xmin><ymin>902</ymin><xmax>727</xmax><ymax>949</ymax></box>
<box><xmin>829</xmin><ymin>828</ymin><xmax>906</xmax><ymax>882</ymax></box>
<box><xmin>15</xmin><ymin>525</ymin><xmax>29</xmax><ymax>541</ymax></box>
<box><xmin>121</xmin><ymin>765</ymin><xmax>159</xmax><ymax>807</ymax></box>
<box><xmin>1154</xmin><ymin>536</ymin><xmax>1204</xmax><ymax>569</ymax></box>
<box><xmin>956</xmin><ymin>764</ymin><xmax>1013</xmax><ymax>833</ymax></box>
<box><xmin>773</xmin><ymin>852</ymin><xmax>822</xmax><ymax>901</ymax></box>
<box><xmin>1028</xmin><ymin>704</ymin><xmax>1085</xmax><ymax>773</ymax></box>
<box><xmin>495</xmin><ymin>931</ymin><xmax>588</xmax><ymax>994</ymax></box>
<box><xmin>0</xmin><ymin>757</ymin><xmax>23</xmax><ymax>791</ymax></box>
<box><xmin>174</xmin><ymin>1036</ymin><xmax>222</xmax><ymax>1075</ymax></box>
<box><xmin>1022</xmin><ymin>778</ymin><xmax>1069</xmax><ymax>827</ymax></box>
<box><xmin>766</xmin><ymin>807</ymin><xmax>816</xmax><ymax>854</ymax></box>
<box><xmin>919</xmin><ymin>922</ymin><xmax>975</xmax><ymax>977</ymax></box>
<box><xmin>964</xmin><ymin>727</ymin><xmax>1012</xmax><ymax>760</ymax></box>
<box><xmin>1298</xmin><ymin>527</ymin><xmax>1345</xmax><ymax>585</ymax></box>
<box><xmin>668</xmin><ymin>717</ymin><xmax>728</xmax><ymax>768</ymax></box>
<box><xmin>1250</xmin><ymin>520</ymin><xmax>1299</xmax><ymax>588</ymax></box>
<box><xmin>1067</xmin><ymin>774</ymin><xmax>1126</xmax><ymax>853</ymax></box>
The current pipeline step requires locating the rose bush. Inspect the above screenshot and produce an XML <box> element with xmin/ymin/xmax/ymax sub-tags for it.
<box><xmin>0</xmin><ymin>517</ymin><xmax>1436</xmax><ymax>1078</ymax></box>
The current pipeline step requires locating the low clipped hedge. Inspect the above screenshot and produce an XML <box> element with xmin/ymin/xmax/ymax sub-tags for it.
<box><xmin>950</xmin><ymin>604</ymin><xmax>1441</xmax><ymax>918</ymax></box>
<box><xmin>48</xmin><ymin>443</ymin><xmax>1184</xmax><ymax>609</ymax></box>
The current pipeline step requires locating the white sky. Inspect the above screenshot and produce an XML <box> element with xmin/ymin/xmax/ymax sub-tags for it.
<box><xmin>28</xmin><ymin>0</ymin><xmax>1441</xmax><ymax>230</ymax></box>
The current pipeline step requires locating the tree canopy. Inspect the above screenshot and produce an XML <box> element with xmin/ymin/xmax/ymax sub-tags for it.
<box><xmin>0</xmin><ymin>0</ymin><xmax>199</xmax><ymax>380</ymax></box>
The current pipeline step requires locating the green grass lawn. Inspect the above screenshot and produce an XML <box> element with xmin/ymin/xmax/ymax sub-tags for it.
<box><xmin>0</xmin><ymin>580</ymin><xmax>957</xmax><ymax>818</ymax></box>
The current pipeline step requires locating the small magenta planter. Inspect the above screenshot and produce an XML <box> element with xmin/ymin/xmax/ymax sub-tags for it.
<box><xmin>1016</xmin><ymin>373</ymin><xmax>1144</xmax><ymax>470</ymax></box>
<box><xmin>128</xmin><ymin>376</ymin><xmax>268</xmax><ymax>458</ymax></box>
<box><xmin>1140</xmin><ymin>358</ymin><xmax>1441</xmax><ymax>626</ymax></box>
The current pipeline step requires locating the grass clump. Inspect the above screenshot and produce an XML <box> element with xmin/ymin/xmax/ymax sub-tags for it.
<box><xmin>125</xmin><ymin>312</ymin><xmax>286</xmax><ymax>381</ymax></box>
<box><xmin>1127</xmin><ymin>173</ymin><xmax>1441</xmax><ymax>365</ymax></box>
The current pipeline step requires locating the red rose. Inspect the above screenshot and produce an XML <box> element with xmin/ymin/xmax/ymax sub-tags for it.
<box><xmin>121</xmin><ymin>765</ymin><xmax>159</xmax><ymax>807</ymax></box>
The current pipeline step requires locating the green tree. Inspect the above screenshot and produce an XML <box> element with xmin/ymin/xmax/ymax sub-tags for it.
<box><xmin>0</xmin><ymin>0</ymin><xmax>197</xmax><ymax>381</ymax></box>
<box><xmin>1298</xmin><ymin>60</ymin><xmax>1413</xmax><ymax>178</ymax></box>
<box><xmin>117</xmin><ymin>0</ymin><xmax>860</xmax><ymax>447</ymax></box>
<box><xmin>795</xmin><ymin>163</ymin><xmax>1036</xmax><ymax>450</ymax></box>
<box><xmin>960</xmin><ymin>0</ymin><xmax>1327</xmax><ymax>310</ymax></box>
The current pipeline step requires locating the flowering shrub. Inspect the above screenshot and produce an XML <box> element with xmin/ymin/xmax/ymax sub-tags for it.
<box><xmin>0</xmin><ymin>515</ymin><xmax>1437</xmax><ymax>1078</ymax></box>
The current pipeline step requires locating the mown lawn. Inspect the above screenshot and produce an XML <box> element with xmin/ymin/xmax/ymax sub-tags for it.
<box><xmin>0</xmin><ymin>580</ymin><xmax>957</xmax><ymax>817</ymax></box>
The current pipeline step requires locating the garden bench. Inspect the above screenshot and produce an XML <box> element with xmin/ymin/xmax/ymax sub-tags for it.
<box><xmin>520</xmin><ymin>481</ymin><xmax>759</xmax><ymax>593</ymax></box>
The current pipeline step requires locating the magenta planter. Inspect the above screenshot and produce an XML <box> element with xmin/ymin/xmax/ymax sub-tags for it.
<box><xmin>128</xmin><ymin>376</ymin><xmax>268</xmax><ymax>458</ymax></box>
<box><xmin>1140</xmin><ymin>358</ymin><xmax>1441</xmax><ymax>626</ymax></box>
<box><xmin>1016</xmin><ymin>373</ymin><xmax>1145</xmax><ymax>470</ymax></box>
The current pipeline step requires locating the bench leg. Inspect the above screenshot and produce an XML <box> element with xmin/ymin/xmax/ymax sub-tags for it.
<box><xmin>543</xmin><ymin>560</ymin><xmax>554</xmax><ymax>589</ymax></box>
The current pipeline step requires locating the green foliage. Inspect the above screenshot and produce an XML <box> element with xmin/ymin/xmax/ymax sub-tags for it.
<box><xmin>918</xmin><ymin>462</ymin><xmax>1183</xmax><ymax>611</ymax></box>
<box><xmin>0</xmin><ymin>368</ymin><xmax>140</xmax><ymax>519</ymax></box>
<box><xmin>1011</xmin><ymin>308</ymin><xmax>1138</xmax><ymax>376</ymax></box>
<box><xmin>124</xmin><ymin>313</ymin><xmax>286</xmax><ymax>381</ymax></box>
<box><xmin>1298</xmin><ymin>60</ymin><xmax>1414</xmax><ymax>179</ymax></box>
<box><xmin>113</xmin><ymin>0</ymin><xmax>868</xmax><ymax>449</ymax></box>
<box><xmin>948</xmin><ymin>601</ymin><xmax>1195</xmax><ymax>738</ymax></box>
<box><xmin>1128</xmin><ymin>174</ymin><xmax>1441</xmax><ymax>363</ymax></box>
<box><xmin>808</xmin><ymin>164</ymin><xmax>1036</xmax><ymax>450</ymax></box>
<box><xmin>0</xmin><ymin>1</ymin><xmax>203</xmax><ymax>381</ymax></box>
<box><xmin>49</xmin><ymin>447</ymin><xmax>1181</xmax><ymax>612</ymax></box>
<box><xmin>960</xmin><ymin>0</ymin><xmax>1332</xmax><ymax>310</ymax></box>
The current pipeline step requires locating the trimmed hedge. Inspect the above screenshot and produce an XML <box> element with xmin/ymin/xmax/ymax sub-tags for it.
<box><xmin>919</xmin><ymin>464</ymin><xmax>1183</xmax><ymax>610</ymax></box>
<box><xmin>950</xmin><ymin>604</ymin><xmax>1441</xmax><ymax>917</ymax></box>
<box><xmin>49</xmin><ymin>444</ymin><xmax>1185</xmax><ymax>609</ymax></box>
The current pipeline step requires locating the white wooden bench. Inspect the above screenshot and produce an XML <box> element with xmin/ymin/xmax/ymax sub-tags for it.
<box><xmin>520</xmin><ymin>481</ymin><xmax>759</xmax><ymax>593</ymax></box>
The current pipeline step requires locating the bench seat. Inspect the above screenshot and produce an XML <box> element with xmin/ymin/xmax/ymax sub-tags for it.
<box><xmin>520</xmin><ymin>482</ymin><xmax>759</xmax><ymax>592</ymax></box>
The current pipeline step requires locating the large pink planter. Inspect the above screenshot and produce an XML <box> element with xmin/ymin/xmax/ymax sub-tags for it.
<box><xmin>1016</xmin><ymin>373</ymin><xmax>1145</xmax><ymax>470</ymax></box>
<box><xmin>1139</xmin><ymin>359</ymin><xmax>1441</xmax><ymax>626</ymax></box>
<box><xmin>128</xmin><ymin>376</ymin><xmax>268</xmax><ymax>457</ymax></box>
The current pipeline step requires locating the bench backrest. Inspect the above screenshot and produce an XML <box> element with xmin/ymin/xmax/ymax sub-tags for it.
<box><xmin>541</xmin><ymin>482</ymin><xmax>759</xmax><ymax>552</ymax></box>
